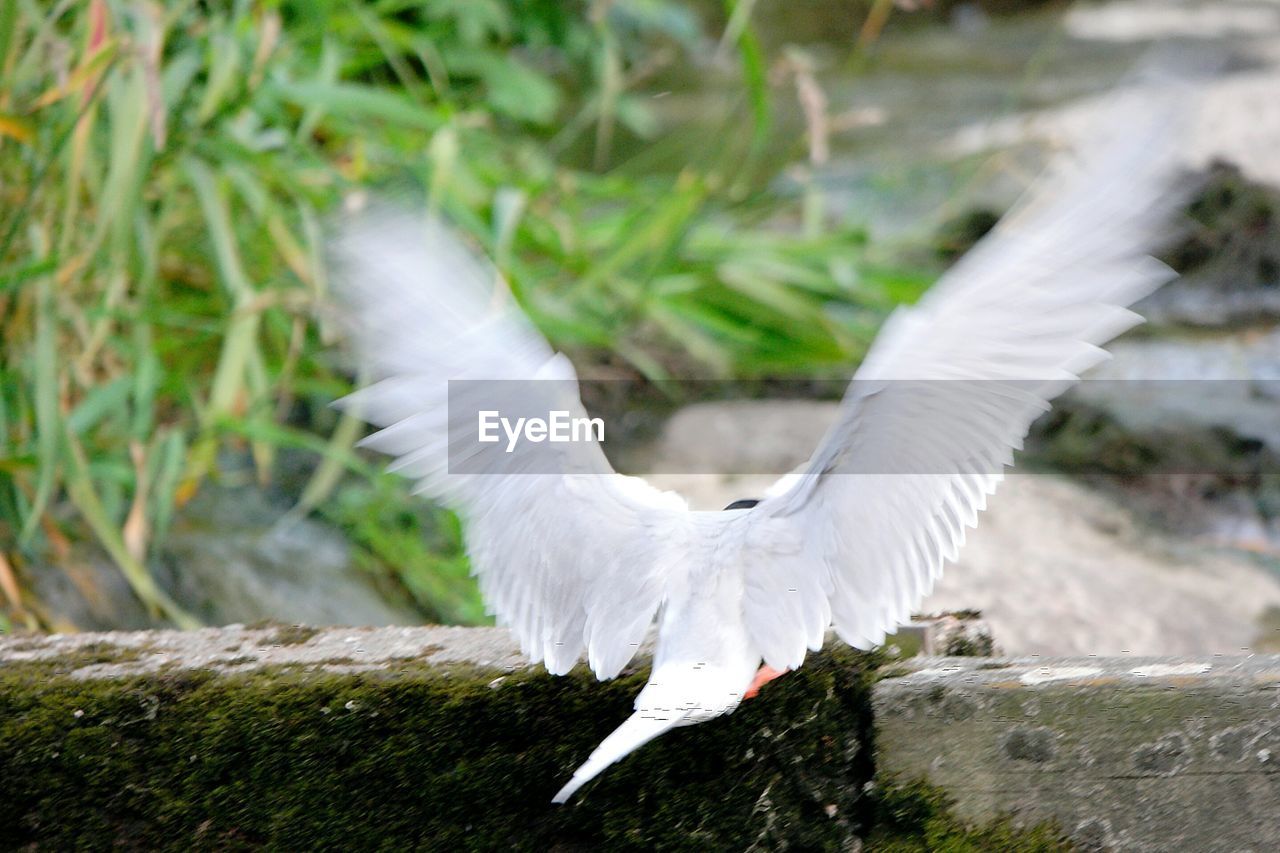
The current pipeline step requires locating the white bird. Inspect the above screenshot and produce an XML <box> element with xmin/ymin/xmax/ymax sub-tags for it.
<box><xmin>331</xmin><ymin>79</ymin><xmax>1192</xmax><ymax>804</ymax></box>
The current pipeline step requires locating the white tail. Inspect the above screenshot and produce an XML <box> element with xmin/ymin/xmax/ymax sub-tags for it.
<box><xmin>551</xmin><ymin>710</ymin><xmax>687</xmax><ymax>804</ymax></box>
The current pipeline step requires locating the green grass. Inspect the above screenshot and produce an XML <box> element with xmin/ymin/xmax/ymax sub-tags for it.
<box><xmin>0</xmin><ymin>0</ymin><xmax>930</xmax><ymax>631</ymax></box>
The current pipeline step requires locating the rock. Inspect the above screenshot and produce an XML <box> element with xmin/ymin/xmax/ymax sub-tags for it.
<box><xmin>27</xmin><ymin>546</ymin><xmax>158</xmax><ymax>632</ymax></box>
<box><xmin>1143</xmin><ymin>161</ymin><xmax>1280</xmax><ymax>328</ymax></box>
<box><xmin>874</xmin><ymin>654</ymin><xmax>1280</xmax><ymax>851</ymax></box>
<box><xmin>8</xmin><ymin>625</ymin><xmax>1280</xmax><ymax>849</ymax></box>
<box><xmin>885</xmin><ymin>611</ymin><xmax>998</xmax><ymax>658</ymax></box>
<box><xmin>156</xmin><ymin>486</ymin><xmax>423</xmax><ymax>627</ymax></box>
<box><xmin>0</xmin><ymin>625</ymin><xmax>532</xmax><ymax>680</ymax></box>
<box><xmin>1064</xmin><ymin>0</ymin><xmax>1280</xmax><ymax>42</ymax></box>
<box><xmin>923</xmin><ymin>476</ymin><xmax>1280</xmax><ymax>656</ymax></box>
<box><xmin>28</xmin><ymin>484</ymin><xmax>424</xmax><ymax>632</ymax></box>
<box><xmin>1075</xmin><ymin>333</ymin><xmax>1280</xmax><ymax>430</ymax></box>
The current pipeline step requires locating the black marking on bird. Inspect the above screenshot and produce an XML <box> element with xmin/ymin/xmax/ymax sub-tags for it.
<box><xmin>722</xmin><ymin>498</ymin><xmax>761</xmax><ymax>511</ymax></box>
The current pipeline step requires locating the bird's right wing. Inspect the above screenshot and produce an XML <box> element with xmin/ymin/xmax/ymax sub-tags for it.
<box><xmin>738</xmin><ymin>78</ymin><xmax>1195</xmax><ymax>671</ymax></box>
<box><xmin>331</xmin><ymin>213</ymin><xmax>688</xmax><ymax>679</ymax></box>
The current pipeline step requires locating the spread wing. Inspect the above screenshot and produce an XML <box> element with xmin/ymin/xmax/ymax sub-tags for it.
<box><xmin>740</xmin><ymin>80</ymin><xmax>1195</xmax><ymax>670</ymax></box>
<box><xmin>331</xmin><ymin>213</ymin><xmax>687</xmax><ymax>679</ymax></box>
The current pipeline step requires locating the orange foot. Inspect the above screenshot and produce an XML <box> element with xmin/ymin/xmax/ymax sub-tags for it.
<box><xmin>744</xmin><ymin>665</ymin><xmax>788</xmax><ymax>700</ymax></box>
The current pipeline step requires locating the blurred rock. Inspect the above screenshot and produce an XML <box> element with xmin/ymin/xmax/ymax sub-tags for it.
<box><xmin>156</xmin><ymin>486</ymin><xmax>422</xmax><ymax>627</ymax></box>
<box><xmin>888</xmin><ymin>612</ymin><xmax>997</xmax><ymax>658</ymax></box>
<box><xmin>924</xmin><ymin>475</ymin><xmax>1280</xmax><ymax>657</ymax></box>
<box><xmin>1064</xmin><ymin>0</ymin><xmax>1280</xmax><ymax>42</ymax></box>
<box><xmin>939</xmin><ymin>166</ymin><xmax>1280</xmax><ymax>331</ymax></box>
<box><xmin>1068</xmin><ymin>332</ymin><xmax>1280</xmax><ymax>457</ymax></box>
<box><xmin>1144</xmin><ymin>161</ymin><xmax>1280</xmax><ymax>327</ymax></box>
<box><xmin>29</xmin><ymin>486</ymin><xmax>423</xmax><ymax>632</ymax></box>
<box><xmin>27</xmin><ymin>546</ymin><xmax>157</xmax><ymax>632</ymax></box>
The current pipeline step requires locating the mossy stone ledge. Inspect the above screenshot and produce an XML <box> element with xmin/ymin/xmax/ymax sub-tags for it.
<box><xmin>1</xmin><ymin>625</ymin><xmax>887</xmax><ymax>851</ymax></box>
<box><xmin>1</xmin><ymin>625</ymin><xmax>1078</xmax><ymax>850</ymax></box>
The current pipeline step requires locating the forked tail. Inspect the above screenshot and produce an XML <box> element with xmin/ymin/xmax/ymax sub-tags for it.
<box><xmin>551</xmin><ymin>710</ymin><xmax>687</xmax><ymax>804</ymax></box>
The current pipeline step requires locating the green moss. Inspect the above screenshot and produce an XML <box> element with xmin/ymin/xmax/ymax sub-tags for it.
<box><xmin>866</xmin><ymin>781</ymin><xmax>1074</xmax><ymax>852</ymax></box>
<box><xmin>68</xmin><ymin>641</ymin><xmax>148</xmax><ymax>666</ymax></box>
<box><xmin>271</xmin><ymin>625</ymin><xmax>321</xmax><ymax>646</ymax></box>
<box><xmin>243</xmin><ymin>621</ymin><xmax>321</xmax><ymax>647</ymax></box>
<box><xmin>0</xmin><ymin>648</ymin><xmax>879</xmax><ymax>851</ymax></box>
<box><xmin>941</xmin><ymin>631</ymin><xmax>994</xmax><ymax>658</ymax></box>
<box><xmin>876</xmin><ymin>665</ymin><xmax>916</xmax><ymax>681</ymax></box>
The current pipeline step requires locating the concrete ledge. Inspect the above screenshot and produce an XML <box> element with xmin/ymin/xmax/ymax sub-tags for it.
<box><xmin>0</xmin><ymin>626</ymin><xmax>879</xmax><ymax>850</ymax></box>
<box><xmin>11</xmin><ymin>626</ymin><xmax>1274</xmax><ymax>849</ymax></box>
<box><xmin>0</xmin><ymin>624</ymin><xmax>534</xmax><ymax>679</ymax></box>
<box><xmin>874</xmin><ymin>656</ymin><xmax>1280</xmax><ymax>851</ymax></box>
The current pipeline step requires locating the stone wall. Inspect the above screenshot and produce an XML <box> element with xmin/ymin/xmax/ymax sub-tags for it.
<box><xmin>875</xmin><ymin>655</ymin><xmax>1280</xmax><ymax>850</ymax></box>
<box><xmin>3</xmin><ymin>625</ymin><xmax>1275</xmax><ymax>849</ymax></box>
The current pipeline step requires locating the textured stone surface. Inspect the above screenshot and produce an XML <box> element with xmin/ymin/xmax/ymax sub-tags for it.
<box><xmin>0</xmin><ymin>623</ymin><xmax>532</xmax><ymax>679</ymax></box>
<box><xmin>874</xmin><ymin>655</ymin><xmax>1280</xmax><ymax>851</ymax></box>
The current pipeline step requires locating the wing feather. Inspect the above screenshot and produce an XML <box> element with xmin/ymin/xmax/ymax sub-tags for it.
<box><xmin>331</xmin><ymin>213</ymin><xmax>686</xmax><ymax>679</ymax></box>
<box><xmin>742</xmin><ymin>78</ymin><xmax>1195</xmax><ymax>670</ymax></box>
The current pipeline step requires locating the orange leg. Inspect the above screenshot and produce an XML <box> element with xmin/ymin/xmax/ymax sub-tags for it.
<box><xmin>744</xmin><ymin>665</ymin><xmax>788</xmax><ymax>699</ymax></box>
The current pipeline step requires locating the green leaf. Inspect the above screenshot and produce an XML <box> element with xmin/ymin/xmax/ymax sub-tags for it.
<box><xmin>0</xmin><ymin>258</ymin><xmax>56</xmax><ymax>294</ymax></box>
<box><xmin>265</xmin><ymin>80</ymin><xmax>446</xmax><ymax>131</ymax></box>
<box><xmin>21</xmin><ymin>275</ymin><xmax>59</xmax><ymax>544</ymax></box>
<box><xmin>66</xmin><ymin>377</ymin><xmax>131</xmax><ymax>436</ymax></box>
<box><xmin>447</xmin><ymin>52</ymin><xmax>560</xmax><ymax>125</ymax></box>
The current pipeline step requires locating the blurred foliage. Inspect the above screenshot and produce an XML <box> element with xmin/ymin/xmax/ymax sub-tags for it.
<box><xmin>0</xmin><ymin>0</ymin><xmax>927</xmax><ymax>631</ymax></box>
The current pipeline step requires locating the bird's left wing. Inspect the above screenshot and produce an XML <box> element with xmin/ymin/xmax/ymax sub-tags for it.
<box><xmin>331</xmin><ymin>213</ymin><xmax>687</xmax><ymax>679</ymax></box>
<box><xmin>739</xmin><ymin>80</ymin><xmax>1193</xmax><ymax>671</ymax></box>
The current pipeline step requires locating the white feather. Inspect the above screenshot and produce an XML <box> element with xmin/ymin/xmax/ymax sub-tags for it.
<box><xmin>330</xmin><ymin>214</ymin><xmax>689</xmax><ymax>680</ymax></box>
<box><xmin>743</xmin><ymin>80</ymin><xmax>1193</xmax><ymax>671</ymax></box>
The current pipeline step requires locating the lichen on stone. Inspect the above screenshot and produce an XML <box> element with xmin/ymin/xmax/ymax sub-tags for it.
<box><xmin>864</xmin><ymin>781</ymin><xmax>1074</xmax><ymax>852</ymax></box>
